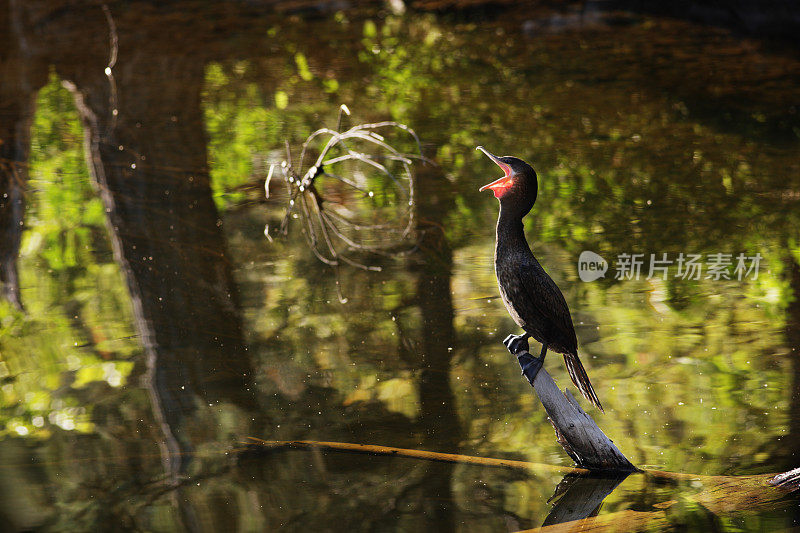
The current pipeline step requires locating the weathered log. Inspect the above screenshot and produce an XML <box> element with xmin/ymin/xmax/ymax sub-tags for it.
<box><xmin>515</xmin><ymin>350</ymin><xmax>636</xmax><ymax>472</ymax></box>
<box><xmin>770</xmin><ymin>467</ymin><xmax>800</xmax><ymax>491</ymax></box>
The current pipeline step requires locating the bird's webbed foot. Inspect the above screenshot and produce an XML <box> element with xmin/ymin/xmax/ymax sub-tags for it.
<box><xmin>517</xmin><ymin>352</ymin><xmax>543</xmax><ymax>385</ymax></box>
<box><xmin>503</xmin><ymin>333</ymin><xmax>530</xmax><ymax>355</ymax></box>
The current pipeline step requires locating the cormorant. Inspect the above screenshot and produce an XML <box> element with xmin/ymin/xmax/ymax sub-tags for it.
<box><xmin>478</xmin><ymin>146</ymin><xmax>603</xmax><ymax>412</ymax></box>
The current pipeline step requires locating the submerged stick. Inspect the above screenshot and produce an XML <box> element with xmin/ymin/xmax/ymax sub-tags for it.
<box><xmin>242</xmin><ymin>438</ymin><xmax>792</xmax><ymax>531</ymax></box>
<box><xmin>515</xmin><ymin>350</ymin><xmax>636</xmax><ymax>472</ymax></box>
<box><xmin>241</xmin><ymin>438</ymin><xmax>785</xmax><ymax>490</ymax></box>
<box><xmin>242</xmin><ymin>437</ymin><xmax>585</xmax><ymax>475</ymax></box>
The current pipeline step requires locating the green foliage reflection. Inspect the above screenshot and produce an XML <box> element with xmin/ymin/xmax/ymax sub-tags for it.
<box><xmin>0</xmin><ymin>73</ymin><xmax>137</xmax><ymax>439</ymax></box>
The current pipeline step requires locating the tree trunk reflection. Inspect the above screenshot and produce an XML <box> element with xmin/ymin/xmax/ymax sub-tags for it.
<box><xmin>51</xmin><ymin>7</ymin><xmax>258</xmax><ymax>477</ymax></box>
<box><xmin>0</xmin><ymin>5</ymin><xmax>46</xmax><ymax>309</ymax></box>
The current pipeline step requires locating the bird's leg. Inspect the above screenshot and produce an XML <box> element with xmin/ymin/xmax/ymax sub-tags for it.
<box><xmin>503</xmin><ymin>333</ymin><xmax>530</xmax><ymax>355</ymax></box>
<box><xmin>518</xmin><ymin>343</ymin><xmax>548</xmax><ymax>385</ymax></box>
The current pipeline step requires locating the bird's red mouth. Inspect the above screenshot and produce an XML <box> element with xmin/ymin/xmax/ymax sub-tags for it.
<box><xmin>477</xmin><ymin>146</ymin><xmax>514</xmax><ymax>198</ymax></box>
<box><xmin>479</xmin><ymin>175</ymin><xmax>514</xmax><ymax>198</ymax></box>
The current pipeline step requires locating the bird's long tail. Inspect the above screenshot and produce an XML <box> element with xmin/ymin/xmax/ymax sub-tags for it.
<box><xmin>563</xmin><ymin>352</ymin><xmax>604</xmax><ymax>413</ymax></box>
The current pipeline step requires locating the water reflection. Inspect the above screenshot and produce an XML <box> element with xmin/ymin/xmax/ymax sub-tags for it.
<box><xmin>787</xmin><ymin>255</ymin><xmax>800</xmax><ymax>468</ymax></box>
<box><xmin>1</xmin><ymin>0</ymin><xmax>799</xmax><ymax>530</ymax></box>
<box><xmin>0</xmin><ymin>6</ymin><xmax>46</xmax><ymax>309</ymax></box>
<box><xmin>56</xmin><ymin>1</ymin><xmax>261</xmax><ymax>478</ymax></box>
<box><xmin>542</xmin><ymin>472</ymin><xmax>629</xmax><ymax>527</ymax></box>
<box><xmin>408</xmin><ymin>153</ymin><xmax>460</xmax><ymax>530</ymax></box>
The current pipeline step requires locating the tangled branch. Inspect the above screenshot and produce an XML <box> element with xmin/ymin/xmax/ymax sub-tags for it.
<box><xmin>265</xmin><ymin>107</ymin><xmax>426</xmax><ymax>298</ymax></box>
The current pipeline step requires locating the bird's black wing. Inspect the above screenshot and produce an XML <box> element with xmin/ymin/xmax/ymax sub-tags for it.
<box><xmin>515</xmin><ymin>260</ymin><xmax>578</xmax><ymax>353</ymax></box>
<box><xmin>516</xmin><ymin>260</ymin><xmax>603</xmax><ymax>412</ymax></box>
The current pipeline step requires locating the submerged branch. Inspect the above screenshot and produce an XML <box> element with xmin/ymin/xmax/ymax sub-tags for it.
<box><xmin>240</xmin><ymin>437</ymin><xmax>789</xmax><ymax>489</ymax></box>
<box><xmin>241</xmin><ymin>437</ymin><xmax>583</xmax><ymax>475</ymax></box>
<box><xmin>240</xmin><ymin>438</ymin><xmax>793</xmax><ymax>532</ymax></box>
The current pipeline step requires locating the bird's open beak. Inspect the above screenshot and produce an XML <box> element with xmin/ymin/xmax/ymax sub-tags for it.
<box><xmin>477</xmin><ymin>146</ymin><xmax>514</xmax><ymax>195</ymax></box>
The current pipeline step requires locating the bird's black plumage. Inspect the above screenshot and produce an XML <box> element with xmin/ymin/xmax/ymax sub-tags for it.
<box><xmin>478</xmin><ymin>146</ymin><xmax>603</xmax><ymax>412</ymax></box>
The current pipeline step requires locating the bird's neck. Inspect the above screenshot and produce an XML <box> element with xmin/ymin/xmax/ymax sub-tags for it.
<box><xmin>495</xmin><ymin>206</ymin><xmax>531</xmax><ymax>259</ymax></box>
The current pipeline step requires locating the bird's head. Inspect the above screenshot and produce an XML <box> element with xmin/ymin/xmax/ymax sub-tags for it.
<box><xmin>477</xmin><ymin>146</ymin><xmax>538</xmax><ymax>213</ymax></box>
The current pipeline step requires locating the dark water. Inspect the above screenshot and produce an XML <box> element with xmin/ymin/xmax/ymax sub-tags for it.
<box><xmin>1</xmin><ymin>1</ymin><xmax>800</xmax><ymax>531</ymax></box>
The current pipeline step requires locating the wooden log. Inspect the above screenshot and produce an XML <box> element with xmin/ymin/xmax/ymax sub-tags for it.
<box><xmin>515</xmin><ymin>350</ymin><xmax>636</xmax><ymax>472</ymax></box>
<box><xmin>770</xmin><ymin>467</ymin><xmax>800</xmax><ymax>491</ymax></box>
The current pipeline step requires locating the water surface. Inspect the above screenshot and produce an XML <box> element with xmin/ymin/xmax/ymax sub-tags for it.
<box><xmin>1</xmin><ymin>2</ymin><xmax>800</xmax><ymax>530</ymax></box>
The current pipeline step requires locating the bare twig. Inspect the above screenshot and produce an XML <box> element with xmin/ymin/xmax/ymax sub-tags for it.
<box><xmin>265</xmin><ymin>110</ymin><xmax>423</xmax><ymax>286</ymax></box>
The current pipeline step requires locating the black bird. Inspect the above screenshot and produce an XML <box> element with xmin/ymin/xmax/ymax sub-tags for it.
<box><xmin>478</xmin><ymin>146</ymin><xmax>603</xmax><ymax>412</ymax></box>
